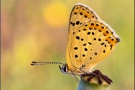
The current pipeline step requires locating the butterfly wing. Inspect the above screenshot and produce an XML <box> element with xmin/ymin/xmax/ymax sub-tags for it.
<box><xmin>66</xmin><ymin>3</ymin><xmax>120</xmax><ymax>74</ymax></box>
<box><xmin>66</xmin><ymin>3</ymin><xmax>101</xmax><ymax>70</ymax></box>
<box><xmin>72</xmin><ymin>19</ymin><xmax>120</xmax><ymax>73</ymax></box>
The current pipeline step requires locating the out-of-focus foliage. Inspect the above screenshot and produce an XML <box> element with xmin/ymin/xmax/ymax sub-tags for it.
<box><xmin>1</xmin><ymin>0</ymin><xmax>134</xmax><ymax>90</ymax></box>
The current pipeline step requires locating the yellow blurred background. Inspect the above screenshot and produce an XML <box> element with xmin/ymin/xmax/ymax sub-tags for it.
<box><xmin>1</xmin><ymin>0</ymin><xmax>134</xmax><ymax>90</ymax></box>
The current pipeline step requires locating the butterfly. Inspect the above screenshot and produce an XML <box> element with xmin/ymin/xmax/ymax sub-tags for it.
<box><xmin>31</xmin><ymin>3</ymin><xmax>120</xmax><ymax>81</ymax></box>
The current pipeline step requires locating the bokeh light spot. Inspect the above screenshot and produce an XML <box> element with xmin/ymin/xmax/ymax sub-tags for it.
<box><xmin>43</xmin><ymin>2</ymin><xmax>69</xmax><ymax>27</ymax></box>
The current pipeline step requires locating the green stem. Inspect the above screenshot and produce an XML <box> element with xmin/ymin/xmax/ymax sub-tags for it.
<box><xmin>77</xmin><ymin>79</ymin><xmax>111</xmax><ymax>90</ymax></box>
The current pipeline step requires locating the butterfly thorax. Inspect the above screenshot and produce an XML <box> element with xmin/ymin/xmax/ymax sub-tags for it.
<box><xmin>59</xmin><ymin>63</ymin><xmax>94</xmax><ymax>75</ymax></box>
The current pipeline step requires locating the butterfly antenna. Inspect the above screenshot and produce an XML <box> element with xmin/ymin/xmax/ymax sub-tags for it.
<box><xmin>31</xmin><ymin>61</ymin><xmax>64</xmax><ymax>66</ymax></box>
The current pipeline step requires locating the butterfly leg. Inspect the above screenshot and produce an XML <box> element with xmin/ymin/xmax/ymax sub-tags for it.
<box><xmin>69</xmin><ymin>71</ymin><xmax>80</xmax><ymax>83</ymax></box>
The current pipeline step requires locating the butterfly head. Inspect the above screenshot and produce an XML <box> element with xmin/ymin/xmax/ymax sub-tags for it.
<box><xmin>59</xmin><ymin>64</ymin><xmax>69</xmax><ymax>74</ymax></box>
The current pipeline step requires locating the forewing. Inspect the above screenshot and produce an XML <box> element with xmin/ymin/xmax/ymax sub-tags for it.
<box><xmin>66</xmin><ymin>3</ymin><xmax>101</xmax><ymax>69</ymax></box>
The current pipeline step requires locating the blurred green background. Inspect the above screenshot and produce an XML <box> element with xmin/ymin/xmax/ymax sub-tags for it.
<box><xmin>1</xmin><ymin>0</ymin><xmax>134</xmax><ymax>90</ymax></box>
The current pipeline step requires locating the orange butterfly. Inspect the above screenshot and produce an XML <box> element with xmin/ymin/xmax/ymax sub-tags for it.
<box><xmin>31</xmin><ymin>3</ymin><xmax>120</xmax><ymax>81</ymax></box>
